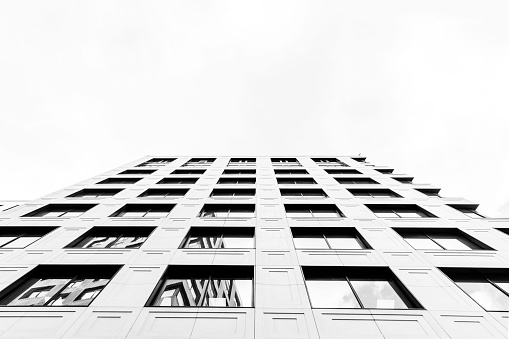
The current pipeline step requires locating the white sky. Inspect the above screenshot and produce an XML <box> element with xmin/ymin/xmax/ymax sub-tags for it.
<box><xmin>1</xmin><ymin>1</ymin><xmax>508</xmax><ymax>216</ymax></box>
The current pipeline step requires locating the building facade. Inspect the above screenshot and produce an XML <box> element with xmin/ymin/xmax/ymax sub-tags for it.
<box><xmin>0</xmin><ymin>156</ymin><xmax>507</xmax><ymax>338</ymax></box>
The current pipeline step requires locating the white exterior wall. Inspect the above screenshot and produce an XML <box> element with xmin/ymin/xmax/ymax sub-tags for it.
<box><xmin>0</xmin><ymin>156</ymin><xmax>507</xmax><ymax>339</ymax></box>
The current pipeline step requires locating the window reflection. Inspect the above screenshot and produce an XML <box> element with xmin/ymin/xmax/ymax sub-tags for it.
<box><xmin>457</xmin><ymin>281</ymin><xmax>509</xmax><ymax>311</ymax></box>
<box><xmin>306</xmin><ymin>280</ymin><xmax>359</xmax><ymax>308</ymax></box>
<box><xmin>350</xmin><ymin>280</ymin><xmax>408</xmax><ymax>309</ymax></box>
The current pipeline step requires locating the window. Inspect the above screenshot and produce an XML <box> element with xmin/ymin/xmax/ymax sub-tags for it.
<box><xmin>97</xmin><ymin>178</ymin><xmax>141</xmax><ymax>185</ymax></box>
<box><xmin>449</xmin><ymin>205</ymin><xmax>485</xmax><ymax>219</ymax></box>
<box><xmin>171</xmin><ymin>169</ymin><xmax>206</xmax><ymax>175</ymax></box>
<box><xmin>312</xmin><ymin>158</ymin><xmax>349</xmax><ymax>167</ymax></box>
<box><xmin>394</xmin><ymin>228</ymin><xmax>492</xmax><ymax>250</ymax></box>
<box><xmin>393</xmin><ymin>177</ymin><xmax>414</xmax><ymax>184</ymax></box>
<box><xmin>157</xmin><ymin>178</ymin><xmax>198</xmax><ymax>185</ymax></box>
<box><xmin>271</xmin><ymin>158</ymin><xmax>301</xmax><ymax>166</ymax></box>
<box><xmin>181</xmin><ymin>227</ymin><xmax>254</xmax><ymax>249</ymax></box>
<box><xmin>303</xmin><ymin>266</ymin><xmax>421</xmax><ymax>309</ymax></box>
<box><xmin>0</xmin><ymin>227</ymin><xmax>57</xmax><ymax>249</ymax></box>
<box><xmin>277</xmin><ymin>178</ymin><xmax>317</xmax><ymax>185</ymax></box>
<box><xmin>336</xmin><ymin>178</ymin><xmax>378</xmax><ymax>185</ymax></box>
<box><xmin>217</xmin><ymin>178</ymin><xmax>256</xmax><ymax>185</ymax></box>
<box><xmin>138</xmin><ymin>189</ymin><xmax>188</xmax><ymax>198</ymax></box>
<box><xmin>285</xmin><ymin>204</ymin><xmax>344</xmax><ymax>218</ymax></box>
<box><xmin>182</xmin><ymin>158</ymin><xmax>215</xmax><ymax>167</ymax></box>
<box><xmin>23</xmin><ymin>204</ymin><xmax>96</xmax><ymax>218</ymax></box>
<box><xmin>68</xmin><ymin>227</ymin><xmax>155</xmax><ymax>249</ymax></box>
<box><xmin>348</xmin><ymin>189</ymin><xmax>401</xmax><ymax>198</ymax></box>
<box><xmin>416</xmin><ymin>189</ymin><xmax>441</xmax><ymax>197</ymax></box>
<box><xmin>0</xmin><ymin>265</ymin><xmax>120</xmax><ymax>306</ymax></box>
<box><xmin>325</xmin><ymin>169</ymin><xmax>361</xmax><ymax>175</ymax></box>
<box><xmin>222</xmin><ymin>169</ymin><xmax>256</xmax><ymax>175</ymax></box>
<box><xmin>67</xmin><ymin>189</ymin><xmax>122</xmax><ymax>198</ymax></box>
<box><xmin>274</xmin><ymin>169</ymin><xmax>308</xmax><ymax>175</ymax></box>
<box><xmin>110</xmin><ymin>204</ymin><xmax>174</xmax><ymax>218</ymax></box>
<box><xmin>137</xmin><ymin>158</ymin><xmax>175</xmax><ymax>167</ymax></box>
<box><xmin>351</xmin><ymin>157</ymin><xmax>366</xmax><ymax>163</ymax></box>
<box><xmin>210</xmin><ymin>189</ymin><xmax>255</xmax><ymax>197</ymax></box>
<box><xmin>118</xmin><ymin>169</ymin><xmax>156</xmax><ymax>175</ymax></box>
<box><xmin>228</xmin><ymin>158</ymin><xmax>256</xmax><ymax>166</ymax></box>
<box><xmin>280</xmin><ymin>189</ymin><xmax>327</xmax><ymax>197</ymax></box>
<box><xmin>376</xmin><ymin>168</ymin><xmax>394</xmax><ymax>174</ymax></box>
<box><xmin>366</xmin><ymin>204</ymin><xmax>436</xmax><ymax>218</ymax></box>
<box><xmin>292</xmin><ymin>228</ymin><xmax>370</xmax><ymax>250</ymax></box>
<box><xmin>147</xmin><ymin>265</ymin><xmax>253</xmax><ymax>307</ymax></box>
<box><xmin>441</xmin><ymin>268</ymin><xmax>509</xmax><ymax>311</ymax></box>
<box><xmin>198</xmin><ymin>204</ymin><xmax>255</xmax><ymax>218</ymax></box>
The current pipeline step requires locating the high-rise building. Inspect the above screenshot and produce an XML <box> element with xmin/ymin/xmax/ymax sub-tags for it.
<box><xmin>0</xmin><ymin>156</ymin><xmax>507</xmax><ymax>338</ymax></box>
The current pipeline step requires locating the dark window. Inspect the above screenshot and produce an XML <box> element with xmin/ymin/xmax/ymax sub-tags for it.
<box><xmin>394</xmin><ymin>228</ymin><xmax>492</xmax><ymax>250</ymax></box>
<box><xmin>0</xmin><ymin>265</ymin><xmax>120</xmax><ymax>306</ymax></box>
<box><xmin>303</xmin><ymin>266</ymin><xmax>421</xmax><ymax>309</ymax></box>
<box><xmin>118</xmin><ymin>169</ymin><xmax>156</xmax><ymax>175</ymax></box>
<box><xmin>416</xmin><ymin>189</ymin><xmax>441</xmax><ymax>197</ymax></box>
<box><xmin>217</xmin><ymin>178</ymin><xmax>256</xmax><ymax>185</ymax></box>
<box><xmin>138</xmin><ymin>189</ymin><xmax>188</xmax><ymax>198</ymax></box>
<box><xmin>182</xmin><ymin>158</ymin><xmax>215</xmax><ymax>167</ymax></box>
<box><xmin>68</xmin><ymin>227</ymin><xmax>155</xmax><ymax>249</ymax></box>
<box><xmin>198</xmin><ymin>204</ymin><xmax>255</xmax><ymax>218</ymax></box>
<box><xmin>440</xmin><ymin>268</ymin><xmax>509</xmax><ymax>311</ymax></box>
<box><xmin>147</xmin><ymin>265</ymin><xmax>253</xmax><ymax>307</ymax></box>
<box><xmin>325</xmin><ymin>169</ymin><xmax>361</xmax><ymax>175</ymax></box>
<box><xmin>285</xmin><ymin>204</ymin><xmax>344</xmax><ymax>218</ymax></box>
<box><xmin>228</xmin><ymin>158</ymin><xmax>256</xmax><ymax>166</ymax></box>
<box><xmin>336</xmin><ymin>178</ymin><xmax>378</xmax><ymax>185</ymax></box>
<box><xmin>376</xmin><ymin>169</ymin><xmax>394</xmax><ymax>174</ymax></box>
<box><xmin>274</xmin><ymin>169</ymin><xmax>309</xmax><ymax>175</ymax></box>
<box><xmin>312</xmin><ymin>158</ymin><xmax>349</xmax><ymax>167</ymax></box>
<box><xmin>449</xmin><ymin>205</ymin><xmax>485</xmax><ymax>219</ymax></box>
<box><xmin>0</xmin><ymin>227</ymin><xmax>57</xmax><ymax>249</ymax></box>
<box><xmin>67</xmin><ymin>189</ymin><xmax>122</xmax><ymax>198</ymax></box>
<box><xmin>351</xmin><ymin>157</ymin><xmax>366</xmax><ymax>163</ymax></box>
<box><xmin>210</xmin><ymin>189</ymin><xmax>255</xmax><ymax>197</ymax></box>
<box><xmin>110</xmin><ymin>204</ymin><xmax>174</xmax><ymax>218</ymax></box>
<box><xmin>171</xmin><ymin>169</ymin><xmax>206</xmax><ymax>175</ymax></box>
<box><xmin>271</xmin><ymin>158</ymin><xmax>301</xmax><ymax>166</ymax></box>
<box><xmin>348</xmin><ymin>189</ymin><xmax>401</xmax><ymax>198</ymax></box>
<box><xmin>366</xmin><ymin>204</ymin><xmax>436</xmax><ymax>218</ymax></box>
<box><xmin>181</xmin><ymin>227</ymin><xmax>254</xmax><ymax>249</ymax></box>
<box><xmin>292</xmin><ymin>228</ymin><xmax>370</xmax><ymax>250</ymax></box>
<box><xmin>157</xmin><ymin>178</ymin><xmax>198</xmax><ymax>185</ymax></box>
<box><xmin>23</xmin><ymin>204</ymin><xmax>96</xmax><ymax>218</ymax></box>
<box><xmin>222</xmin><ymin>169</ymin><xmax>256</xmax><ymax>175</ymax></box>
<box><xmin>280</xmin><ymin>189</ymin><xmax>327</xmax><ymax>197</ymax></box>
<box><xmin>277</xmin><ymin>178</ymin><xmax>316</xmax><ymax>185</ymax></box>
<box><xmin>393</xmin><ymin>177</ymin><xmax>414</xmax><ymax>184</ymax></box>
<box><xmin>97</xmin><ymin>178</ymin><xmax>141</xmax><ymax>185</ymax></box>
<box><xmin>498</xmin><ymin>229</ymin><xmax>509</xmax><ymax>236</ymax></box>
<box><xmin>137</xmin><ymin>158</ymin><xmax>175</xmax><ymax>167</ymax></box>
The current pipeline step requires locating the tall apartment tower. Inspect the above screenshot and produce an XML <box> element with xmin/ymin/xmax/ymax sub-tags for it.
<box><xmin>0</xmin><ymin>156</ymin><xmax>507</xmax><ymax>339</ymax></box>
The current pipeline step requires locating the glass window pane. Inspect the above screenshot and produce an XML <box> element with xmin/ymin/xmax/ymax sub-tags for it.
<box><xmin>293</xmin><ymin>237</ymin><xmax>329</xmax><ymax>249</ymax></box>
<box><xmin>492</xmin><ymin>281</ymin><xmax>509</xmax><ymax>294</ymax></box>
<box><xmin>350</xmin><ymin>280</ymin><xmax>408</xmax><ymax>309</ymax></box>
<box><xmin>43</xmin><ymin>211</ymin><xmax>64</xmax><ymax>217</ymax></box>
<box><xmin>82</xmin><ymin>237</ymin><xmax>117</xmax><ymax>249</ymax></box>
<box><xmin>232</xmin><ymin>279</ymin><xmax>253</xmax><ymax>307</ymax></box>
<box><xmin>186</xmin><ymin>236</ymin><xmax>220</xmax><ymax>249</ymax></box>
<box><xmin>221</xmin><ymin>237</ymin><xmax>254</xmax><ymax>248</ymax></box>
<box><xmin>8</xmin><ymin>278</ymin><xmax>70</xmax><ymax>306</ymax></box>
<box><xmin>0</xmin><ymin>236</ymin><xmax>17</xmax><ymax>247</ymax></box>
<box><xmin>374</xmin><ymin>211</ymin><xmax>398</xmax><ymax>218</ymax></box>
<box><xmin>327</xmin><ymin>237</ymin><xmax>364</xmax><ymax>249</ymax></box>
<box><xmin>62</xmin><ymin>211</ymin><xmax>83</xmax><ymax>218</ymax></box>
<box><xmin>121</xmin><ymin>211</ymin><xmax>145</xmax><ymax>218</ymax></box>
<box><xmin>110</xmin><ymin>236</ymin><xmax>147</xmax><ymax>249</ymax></box>
<box><xmin>457</xmin><ymin>281</ymin><xmax>509</xmax><ymax>311</ymax></box>
<box><xmin>286</xmin><ymin>211</ymin><xmax>310</xmax><ymax>218</ymax></box>
<box><xmin>405</xmin><ymin>237</ymin><xmax>442</xmax><ymax>250</ymax></box>
<box><xmin>313</xmin><ymin>211</ymin><xmax>340</xmax><ymax>218</ymax></box>
<box><xmin>397</xmin><ymin>211</ymin><xmax>425</xmax><ymax>218</ymax></box>
<box><xmin>3</xmin><ymin>237</ymin><xmax>39</xmax><ymax>248</ymax></box>
<box><xmin>432</xmin><ymin>237</ymin><xmax>474</xmax><ymax>250</ymax></box>
<box><xmin>145</xmin><ymin>211</ymin><xmax>170</xmax><ymax>218</ymax></box>
<box><xmin>306</xmin><ymin>280</ymin><xmax>360</xmax><ymax>308</ymax></box>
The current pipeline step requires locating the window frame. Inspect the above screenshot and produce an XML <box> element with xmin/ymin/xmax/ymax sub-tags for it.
<box><xmin>291</xmin><ymin>228</ymin><xmax>371</xmax><ymax>250</ymax></box>
<box><xmin>109</xmin><ymin>204</ymin><xmax>175</xmax><ymax>218</ymax></box>
<box><xmin>366</xmin><ymin>204</ymin><xmax>436</xmax><ymax>219</ymax></box>
<box><xmin>285</xmin><ymin>204</ymin><xmax>345</xmax><ymax>218</ymax></box>
<box><xmin>180</xmin><ymin>227</ymin><xmax>255</xmax><ymax>249</ymax></box>
<box><xmin>394</xmin><ymin>228</ymin><xmax>492</xmax><ymax>251</ymax></box>
<box><xmin>66</xmin><ymin>226</ymin><xmax>156</xmax><ymax>249</ymax></box>
<box><xmin>22</xmin><ymin>204</ymin><xmax>96</xmax><ymax>218</ymax></box>
<box><xmin>138</xmin><ymin>188</ymin><xmax>189</xmax><ymax>198</ymax></box>
<box><xmin>198</xmin><ymin>204</ymin><xmax>256</xmax><ymax>218</ymax></box>
<box><xmin>67</xmin><ymin>189</ymin><xmax>123</xmax><ymax>198</ymax></box>
<box><xmin>0</xmin><ymin>227</ymin><xmax>57</xmax><ymax>249</ymax></box>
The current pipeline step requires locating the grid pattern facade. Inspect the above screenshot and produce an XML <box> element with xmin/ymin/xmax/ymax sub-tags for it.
<box><xmin>0</xmin><ymin>156</ymin><xmax>508</xmax><ymax>338</ymax></box>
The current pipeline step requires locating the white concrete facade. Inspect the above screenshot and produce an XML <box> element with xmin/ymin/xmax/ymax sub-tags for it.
<box><xmin>0</xmin><ymin>156</ymin><xmax>508</xmax><ymax>338</ymax></box>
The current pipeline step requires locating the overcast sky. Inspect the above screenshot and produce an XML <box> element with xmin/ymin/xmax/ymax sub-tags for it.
<box><xmin>0</xmin><ymin>1</ymin><xmax>508</xmax><ymax>216</ymax></box>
